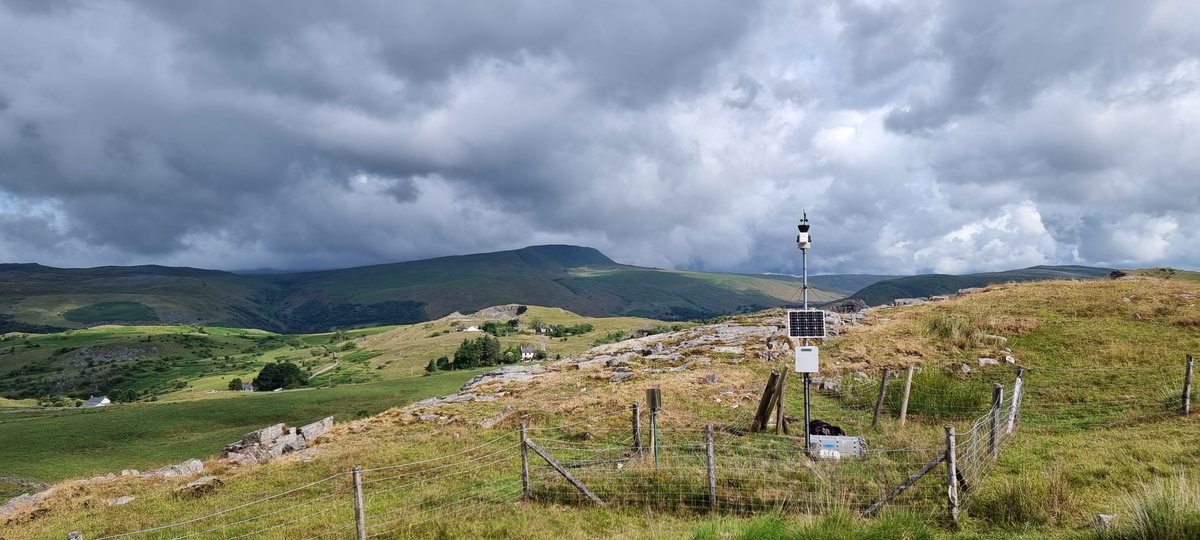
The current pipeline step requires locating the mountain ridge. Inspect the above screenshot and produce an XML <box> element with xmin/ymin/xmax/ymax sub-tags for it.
<box><xmin>0</xmin><ymin>245</ymin><xmax>837</xmax><ymax>333</ymax></box>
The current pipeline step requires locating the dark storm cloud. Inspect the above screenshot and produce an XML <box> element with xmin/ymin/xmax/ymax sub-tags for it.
<box><xmin>0</xmin><ymin>0</ymin><xmax>1198</xmax><ymax>274</ymax></box>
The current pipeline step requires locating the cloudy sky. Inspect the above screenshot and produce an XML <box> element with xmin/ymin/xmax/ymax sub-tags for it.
<box><xmin>1</xmin><ymin>0</ymin><xmax>1197</xmax><ymax>275</ymax></box>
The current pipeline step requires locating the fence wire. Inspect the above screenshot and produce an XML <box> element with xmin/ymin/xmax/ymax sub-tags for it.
<box><xmin>79</xmin><ymin>357</ymin><xmax>1194</xmax><ymax>538</ymax></box>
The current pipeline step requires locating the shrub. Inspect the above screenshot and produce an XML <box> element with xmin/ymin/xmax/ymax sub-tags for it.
<box><xmin>227</xmin><ymin>377</ymin><xmax>243</xmax><ymax>391</ymax></box>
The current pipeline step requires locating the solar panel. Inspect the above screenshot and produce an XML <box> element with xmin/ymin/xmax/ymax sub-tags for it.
<box><xmin>787</xmin><ymin>309</ymin><xmax>826</xmax><ymax>339</ymax></box>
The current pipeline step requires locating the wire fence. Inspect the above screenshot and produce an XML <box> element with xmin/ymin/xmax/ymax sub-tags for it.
<box><xmin>76</xmin><ymin>354</ymin><xmax>1195</xmax><ymax>539</ymax></box>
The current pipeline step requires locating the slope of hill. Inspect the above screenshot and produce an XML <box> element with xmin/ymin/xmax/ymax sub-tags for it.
<box><xmin>0</xmin><ymin>245</ymin><xmax>839</xmax><ymax>333</ymax></box>
<box><xmin>7</xmin><ymin>276</ymin><xmax>1199</xmax><ymax>539</ymax></box>
<box><xmin>847</xmin><ymin>265</ymin><xmax>1113</xmax><ymax>306</ymax></box>
<box><xmin>807</xmin><ymin>273</ymin><xmax>901</xmax><ymax>296</ymax></box>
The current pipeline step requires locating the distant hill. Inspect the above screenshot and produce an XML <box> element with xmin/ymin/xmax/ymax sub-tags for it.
<box><xmin>807</xmin><ymin>274</ymin><xmax>901</xmax><ymax>296</ymax></box>
<box><xmin>0</xmin><ymin>245</ymin><xmax>840</xmax><ymax>333</ymax></box>
<box><xmin>848</xmin><ymin>265</ymin><xmax>1115</xmax><ymax>306</ymax></box>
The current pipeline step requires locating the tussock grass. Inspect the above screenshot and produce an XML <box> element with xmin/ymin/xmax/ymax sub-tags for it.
<box><xmin>1096</xmin><ymin>475</ymin><xmax>1200</xmax><ymax>540</ymax></box>
<box><xmin>970</xmin><ymin>467</ymin><xmax>1076</xmax><ymax>529</ymax></box>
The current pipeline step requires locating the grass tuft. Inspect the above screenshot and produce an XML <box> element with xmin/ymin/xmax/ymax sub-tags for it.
<box><xmin>1097</xmin><ymin>475</ymin><xmax>1200</xmax><ymax>540</ymax></box>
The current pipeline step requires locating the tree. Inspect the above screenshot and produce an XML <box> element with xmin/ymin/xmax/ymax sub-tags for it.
<box><xmin>228</xmin><ymin>377</ymin><xmax>244</xmax><ymax>391</ymax></box>
<box><xmin>252</xmin><ymin>362</ymin><xmax>308</xmax><ymax>391</ymax></box>
<box><xmin>435</xmin><ymin>356</ymin><xmax>451</xmax><ymax>370</ymax></box>
<box><xmin>425</xmin><ymin>359</ymin><xmax>437</xmax><ymax>373</ymax></box>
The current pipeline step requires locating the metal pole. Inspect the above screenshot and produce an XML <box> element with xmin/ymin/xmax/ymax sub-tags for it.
<box><xmin>651</xmin><ymin>408</ymin><xmax>659</xmax><ymax>470</ymax></box>
<box><xmin>802</xmin><ymin>242</ymin><xmax>811</xmax><ymax>450</ymax></box>
<box><xmin>803</xmin><ymin>372</ymin><xmax>811</xmax><ymax>453</ymax></box>
<box><xmin>352</xmin><ymin>466</ymin><xmax>367</xmax><ymax>540</ymax></box>
<box><xmin>1184</xmin><ymin>354</ymin><xmax>1193</xmax><ymax>416</ymax></box>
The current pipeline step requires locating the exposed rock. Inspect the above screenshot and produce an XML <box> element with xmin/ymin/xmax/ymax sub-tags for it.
<box><xmin>571</xmin><ymin>358</ymin><xmax>606</xmax><ymax>370</ymax></box>
<box><xmin>151</xmin><ymin>459</ymin><xmax>203</xmax><ymax>478</ymax></box>
<box><xmin>0</xmin><ymin>491</ymin><xmax>50</xmax><ymax>515</ymax></box>
<box><xmin>959</xmin><ymin>364</ymin><xmax>972</xmax><ymax>375</ymax></box>
<box><xmin>106</xmin><ymin>496</ymin><xmax>136</xmax><ymax>507</ymax></box>
<box><xmin>176</xmin><ymin>476</ymin><xmax>222</xmax><ymax>498</ymax></box>
<box><xmin>479</xmin><ymin>407</ymin><xmax>514</xmax><ymax>429</ymax></box>
<box><xmin>978</xmin><ymin>357</ymin><xmax>999</xmax><ymax>366</ymax></box>
<box><xmin>241</xmin><ymin>424</ymin><xmax>285</xmax><ymax>446</ymax></box>
<box><xmin>1005</xmin><ymin>355</ymin><xmax>1017</xmax><ymax>364</ymax></box>
<box><xmin>712</xmin><ymin>346</ymin><xmax>743</xmax><ymax>355</ymax></box>
<box><xmin>669</xmin><ymin>362</ymin><xmax>693</xmax><ymax>372</ymax></box>
<box><xmin>460</xmin><ymin>365</ymin><xmax>547</xmax><ymax>391</ymax></box>
<box><xmin>981</xmin><ymin>335</ymin><xmax>1009</xmax><ymax>347</ymax></box>
<box><xmin>298</xmin><ymin>416</ymin><xmax>334</xmax><ymax>441</ymax></box>
<box><xmin>223</xmin><ymin>418</ymin><xmax>334</xmax><ymax>465</ymax></box>
<box><xmin>1094</xmin><ymin>514</ymin><xmax>1119</xmax><ymax>530</ymax></box>
<box><xmin>705</xmin><ymin>373</ymin><xmax>719</xmax><ymax>384</ymax></box>
<box><xmin>120</xmin><ymin>469</ymin><xmax>140</xmax><ymax>477</ymax></box>
<box><xmin>609</xmin><ymin>372</ymin><xmax>636</xmax><ymax>383</ymax></box>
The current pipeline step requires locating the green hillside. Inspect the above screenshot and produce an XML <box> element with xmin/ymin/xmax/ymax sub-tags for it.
<box><xmin>848</xmin><ymin>265</ymin><xmax>1114</xmax><ymax>306</ymax></box>
<box><xmin>0</xmin><ymin>245</ymin><xmax>838</xmax><ymax>334</ymax></box>
<box><xmin>807</xmin><ymin>273</ymin><xmax>900</xmax><ymax>296</ymax></box>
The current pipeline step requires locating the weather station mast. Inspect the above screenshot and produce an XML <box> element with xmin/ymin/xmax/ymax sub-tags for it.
<box><xmin>790</xmin><ymin>212</ymin><xmax>823</xmax><ymax>454</ymax></box>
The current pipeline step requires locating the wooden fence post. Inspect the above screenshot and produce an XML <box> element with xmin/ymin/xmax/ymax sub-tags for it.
<box><xmin>631</xmin><ymin>403</ymin><xmax>642</xmax><ymax>455</ymax></box>
<box><xmin>352</xmin><ymin>466</ymin><xmax>367</xmax><ymax>540</ymax></box>
<box><xmin>775</xmin><ymin>368</ymin><xmax>789</xmax><ymax>435</ymax></box>
<box><xmin>751</xmin><ymin>372</ymin><xmax>779</xmax><ymax>432</ymax></box>
<box><xmin>1184</xmin><ymin>355</ymin><xmax>1194</xmax><ymax>416</ymax></box>
<box><xmin>1007</xmin><ymin>367</ymin><xmax>1024</xmax><ymax>434</ymax></box>
<box><xmin>705</xmin><ymin>424</ymin><xmax>716</xmax><ymax>511</ymax></box>
<box><xmin>520</xmin><ymin>421</ymin><xmax>531</xmax><ymax>500</ymax></box>
<box><xmin>899</xmin><ymin>365</ymin><xmax>915</xmax><ymax>427</ymax></box>
<box><xmin>945</xmin><ymin>426</ymin><xmax>959</xmax><ymax>525</ymax></box>
<box><xmin>990</xmin><ymin>383</ymin><xmax>1003</xmax><ymax>459</ymax></box>
<box><xmin>872</xmin><ymin>369</ymin><xmax>891</xmax><ymax>428</ymax></box>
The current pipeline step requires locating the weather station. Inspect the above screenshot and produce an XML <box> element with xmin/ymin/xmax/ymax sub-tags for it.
<box><xmin>787</xmin><ymin>212</ymin><xmax>864</xmax><ymax>458</ymax></box>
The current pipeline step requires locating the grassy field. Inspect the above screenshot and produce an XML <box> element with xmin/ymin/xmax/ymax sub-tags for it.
<box><xmin>358</xmin><ymin>305</ymin><xmax>682</xmax><ymax>378</ymax></box>
<box><xmin>0</xmin><ymin>368</ymin><xmax>483</xmax><ymax>486</ymax></box>
<box><xmin>6</xmin><ymin>276</ymin><xmax>1199</xmax><ymax>539</ymax></box>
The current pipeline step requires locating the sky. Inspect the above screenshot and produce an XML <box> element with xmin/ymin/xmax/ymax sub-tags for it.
<box><xmin>1</xmin><ymin>0</ymin><xmax>1198</xmax><ymax>276</ymax></box>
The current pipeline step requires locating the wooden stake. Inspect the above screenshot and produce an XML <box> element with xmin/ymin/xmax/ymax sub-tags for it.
<box><xmin>899</xmin><ymin>365</ymin><xmax>915</xmax><ymax>427</ymax></box>
<box><xmin>990</xmin><ymin>383</ymin><xmax>1004</xmax><ymax>459</ymax></box>
<box><xmin>945</xmin><ymin>426</ymin><xmax>959</xmax><ymax>525</ymax></box>
<box><xmin>863</xmin><ymin>450</ymin><xmax>946</xmax><ymax>517</ymax></box>
<box><xmin>352</xmin><ymin>466</ymin><xmax>367</xmax><ymax>540</ymax></box>
<box><xmin>1184</xmin><ymin>355</ymin><xmax>1194</xmax><ymax>416</ymax></box>
<box><xmin>751</xmin><ymin>372</ymin><xmax>779</xmax><ymax>432</ymax></box>
<box><xmin>872</xmin><ymin>369</ymin><xmax>891</xmax><ymax>428</ymax></box>
<box><xmin>705</xmin><ymin>424</ymin><xmax>717</xmax><ymax>511</ymax></box>
<box><xmin>520</xmin><ymin>421</ymin><xmax>531</xmax><ymax>500</ymax></box>
<box><xmin>1007</xmin><ymin>367</ymin><xmax>1024</xmax><ymax>434</ymax></box>
<box><xmin>775</xmin><ymin>367</ymin><xmax>789</xmax><ymax>435</ymax></box>
<box><xmin>525</xmin><ymin>439</ymin><xmax>606</xmax><ymax>506</ymax></box>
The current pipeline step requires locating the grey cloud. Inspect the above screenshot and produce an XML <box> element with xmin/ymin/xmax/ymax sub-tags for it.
<box><xmin>0</xmin><ymin>0</ymin><xmax>1198</xmax><ymax>276</ymax></box>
